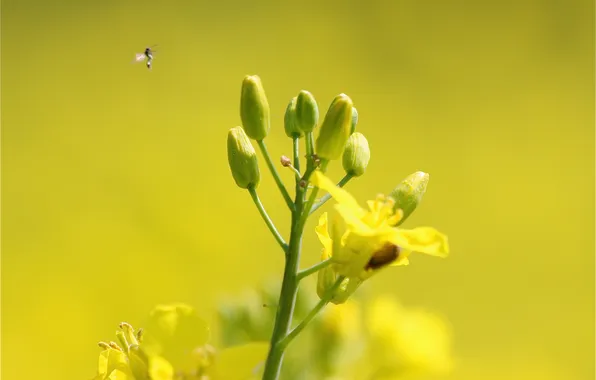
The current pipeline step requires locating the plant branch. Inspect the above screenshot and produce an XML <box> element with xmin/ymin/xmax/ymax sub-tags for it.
<box><xmin>277</xmin><ymin>276</ymin><xmax>345</xmax><ymax>350</ymax></box>
<box><xmin>257</xmin><ymin>139</ymin><xmax>295</xmax><ymax>211</ymax></box>
<box><xmin>297</xmin><ymin>258</ymin><xmax>333</xmax><ymax>281</ymax></box>
<box><xmin>299</xmin><ymin>160</ymin><xmax>328</xmax><ymax>228</ymax></box>
<box><xmin>248</xmin><ymin>187</ymin><xmax>288</xmax><ymax>253</ymax></box>
<box><xmin>261</xmin><ymin>144</ymin><xmax>307</xmax><ymax>379</ymax></box>
<box><xmin>309</xmin><ymin>173</ymin><xmax>353</xmax><ymax>215</ymax></box>
<box><xmin>292</xmin><ymin>136</ymin><xmax>300</xmax><ymax>174</ymax></box>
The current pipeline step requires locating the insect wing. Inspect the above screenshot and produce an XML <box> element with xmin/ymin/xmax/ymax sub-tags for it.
<box><xmin>132</xmin><ymin>53</ymin><xmax>146</xmax><ymax>64</ymax></box>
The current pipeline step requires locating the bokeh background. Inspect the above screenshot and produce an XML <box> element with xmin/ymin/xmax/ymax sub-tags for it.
<box><xmin>2</xmin><ymin>0</ymin><xmax>594</xmax><ymax>379</ymax></box>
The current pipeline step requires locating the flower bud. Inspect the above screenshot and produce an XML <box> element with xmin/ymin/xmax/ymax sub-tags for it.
<box><xmin>317</xmin><ymin>262</ymin><xmax>337</xmax><ymax>302</ymax></box>
<box><xmin>315</xmin><ymin>94</ymin><xmax>354</xmax><ymax>160</ymax></box>
<box><xmin>342</xmin><ymin>132</ymin><xmax>370</xmax><ymax>177</ymax></box>
<box><xmin>388</xmin><ymin>171</ymin><xmax>429</xmax><ymax>225</ymax></box>
<box><xmin>329</xmin><ymin>277</ymin><xmax>355</xmax><ymax>305</ymax></box>
<box><xmin>283</xmin><ymin>97</ymin><xmax>303</xmax><ymax>138</ymax></box>
<box><xmin>240</xmin><ymin>75</ymin><xmax>270</xmax><ymax>140</ymax></box>
<box><xmin>227</xmin><ymin>127</ymin><xmax>260</xmax><ymax>189</ymax></box>
<box><xmin>350</xmin><ymin>107</ymin><xmax>358</xmax><ymax>134</ymax></box>
<box><xmin>295</xmin><ymin>90</ymin><xmax>319</xmax><ymax>133</ymax></box>
<box><xmin>280</xmin><ymin>155</ymin><xmax>292</xmax><ymax>167</ymax></box>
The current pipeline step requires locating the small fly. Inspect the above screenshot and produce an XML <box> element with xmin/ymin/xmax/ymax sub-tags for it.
<box><xmin>133</xmin><ymin>45</ymin><xmax>157</xmax><ymax>69</ymax></box>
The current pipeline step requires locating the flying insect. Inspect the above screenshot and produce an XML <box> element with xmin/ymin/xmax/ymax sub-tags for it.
<box><xmin>134</xmin><ymin>45</ymin><xmax>157</xmax><ymax>69</ymax></box>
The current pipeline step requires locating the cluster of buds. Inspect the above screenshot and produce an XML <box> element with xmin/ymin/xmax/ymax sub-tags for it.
<box><xmin>227</xmin><ymin>75</ymin><xmax>371</xmax><ymax>191</ymax></box>
<box><xmin>222</xmin><ymin>74</ymin><xmax>449</xmax><ymax>380</ymax></box>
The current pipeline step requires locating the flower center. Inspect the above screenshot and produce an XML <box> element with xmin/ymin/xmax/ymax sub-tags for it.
<box><xmin>366</xmin><ymin>194</ymin><xmax>403</xmax><ymax>227</ymax></box>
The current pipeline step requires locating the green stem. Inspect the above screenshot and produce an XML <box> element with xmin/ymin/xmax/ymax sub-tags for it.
<box><xmin>261</xmin><ymin>163</ymin><xmax>306</xmax><ymax>379</ymax></box>
<box><xmin>296</xmin><ymin>258</ymin><xmax>332</xmax><ymax>281</ymax></box>
<box><xmin>292</xmin><ymin>136</ymin><xmax>300</xmax><ymax>173</ymax></box>
<box><xmin>305</xmin><ymin>132</ymin><xmax>314</xmax><ymax>159</ymax></box>
<box><xmin>277</xmin><ymin>276</ymin><xmax>345</xmax><ymax>350</ymax></box>
<box><xmin>299</xmin><ymin>160</ymin><xmax>328</xmax><ymax>228</ymax></box>
<box><xmin>309</xmin><ymin>173</ymin><xmax>353</xmax><ymax>215</ymax></box>
<box><xmin>257</xmin><ymin>140</ymin><xmax>295</xmax><ymax>211</ymax></box>
<box><xmin>248</xmin><ymin>187</ymin><xmax>288</xmax><ymax>253</ymax></box>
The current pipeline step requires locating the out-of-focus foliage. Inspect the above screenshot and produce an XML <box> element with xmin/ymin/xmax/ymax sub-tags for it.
<box><xmin>92</xmin><ymin>304</ymin><xmax>268</xmax><ymax>380</ymax></box>
<box><xmin>216</xmin><ymin>283</ymin><xmax>453</xmax><ymax>380</ymax></box>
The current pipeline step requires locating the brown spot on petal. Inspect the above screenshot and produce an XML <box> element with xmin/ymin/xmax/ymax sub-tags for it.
<box><xmin>365</xmin><ymin>243</ymin><xmax>400</xmax><ymax>270</ymax></box>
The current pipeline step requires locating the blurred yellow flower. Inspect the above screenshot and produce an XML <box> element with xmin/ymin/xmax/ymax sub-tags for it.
<box><xmin>312</xmin><ymin>171</ymin><xmax>449</xmax><ymax>288</ymax></box>
<box><xmin>319</xmin><ymin>301</ymin><xmax>362</xmax><ymax>343</ymax></box>
<box><xmin>367</xmin><ymin>295</ymin><xmax>453</xmax><ymax>376</ymax></box>
<box><xmin>93</xmin><ymin>347</ymin><xmax>135</xmax><ymax>380</ymax></box>
<box><xmin>93</xmin><ymin>344</ymin><xmax>174</xmax><ymax>380</ymax></box>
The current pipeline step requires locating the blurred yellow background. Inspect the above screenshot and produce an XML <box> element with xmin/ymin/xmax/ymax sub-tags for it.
<box><xmin>2</xmin><ymin>0</ymin><xmax>594</xmax><ymax>379</ymax></box>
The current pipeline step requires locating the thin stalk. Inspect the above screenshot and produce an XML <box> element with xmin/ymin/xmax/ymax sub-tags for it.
<box><xmin>292</xmin><ymin>136</ymin><xmax>300</xmax><ymax>173</ymax></box>
<box><xmin>248</xmin><ymin>187</ymin><xmax>288</xmax><ymax>253</ymax></box>
<box><xmin>278</xmin><ymin>276</ymin><xmax>345</xmax><ymax>350</ymax></box>
<box><xmin>296</xmin><ymin>258</ymin><xmax>333</xmax><ymax>281</ymax></box>
<box><xmin>261</xmin><ymin>160</ymin><xmax>306</xmax><ymax>379</ymax></box>
<box><xmin>257</xmin><ymin>140</ymin><xmax>295</xmax><ymax>211</ymax></box>
<box><xmin>309</xmin><ymin>173</ymin><xmax>353</xmax><ymax>215</ymax></box>
<box><xmin>305</xmin><ymin>132</ymin><xmax>314</xmax><ymax>159</ymax></box>
<box><xmin>299</xmin><ymin>160</ymin><xmax>328</xmax><ymax>228</ymax></box>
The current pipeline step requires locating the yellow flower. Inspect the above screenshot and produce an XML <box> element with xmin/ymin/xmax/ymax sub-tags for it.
<box><xmin>312</xmin><ymin>171</ymin><xmax>449</xmax><ymax>285</ymax></box>
<box><xmin>319</xmin><ymin>301</ymin><xmax>362</xmax><ymax>343</ymax></box>
<box><xmin>366</xmin><ymin>295</ymin><xmax>453</xmax><ymax>375</ymax></box>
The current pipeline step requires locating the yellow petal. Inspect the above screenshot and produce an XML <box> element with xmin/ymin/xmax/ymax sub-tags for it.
<box><xmin>315</xmin><ymin>213</ymin><xmax>333</xmax><ymax>258</ymax></box>
<box><xmin>390</xmin><ymin>227</ymin><xmax>449</xmax><ymax>257</ymax></box>
<box><xmin>97</xmin><ymin>350</ymin><xmax>110</xmax><ymax>376</ymax></box>
<box><xmin>390</xmin><ymin>249</ymin><xmax>411</xmax><ymax>266</ymax></box>
<box><xmin>328</xmin><ymin>210</ymin><xmax>349</xmax><ymax>263</ymax></box>
<box><xmin>334</xmin><ymin>204</ymin><xmax>375</xmax><ymax>235</ymax></box>
<box><xmin>311</xmin><ymin>171</ymin><xmax>366</xmax><ymax>219</ymax></box>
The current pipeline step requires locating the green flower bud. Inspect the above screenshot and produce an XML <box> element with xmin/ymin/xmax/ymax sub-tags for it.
<box><xmin>388</xmin><ymin>171</ymin><xmax>430</xmax><ymax>225</ymax></box>
<box><xmin>315</xmin><ymin>94</ymin><xmax>354</xmax><ymax>160</ymax></box>
<box><xmin>317</xmin><ymin>264</ymin><xmax>337</xmax><ymax>302</ymax></box>
<box><xmin>240</xmin><ymin>75</ymin><xmax>270</xmax><ymax>140</ymax></box>
<box><xmin>227</xmin><ymin>127</ymin><xmax>260</xmax><ymax>189</ymax></box>
<box><xmin>350</xmin><ymin>107</ymin><xmax>358</xmax><ymax>134</ymax></box>
<box><xmin>329</xmin><ymin>277</ymin><xmax>355</xmax><ymax>305</ymax></box>
<box><xmin>342</xmin><ymin>132</ymin><xmax>370</xmax><ymax>177</ymax></box>
<box><xmin>283</xmin><ymin>97</ymin><xmax>303</xmax><ymax>138</ymax></box>
<box><xmin>295</xmin><ymin>90</ymin><xmax>319</xmax><ymax>133</ymax></box>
